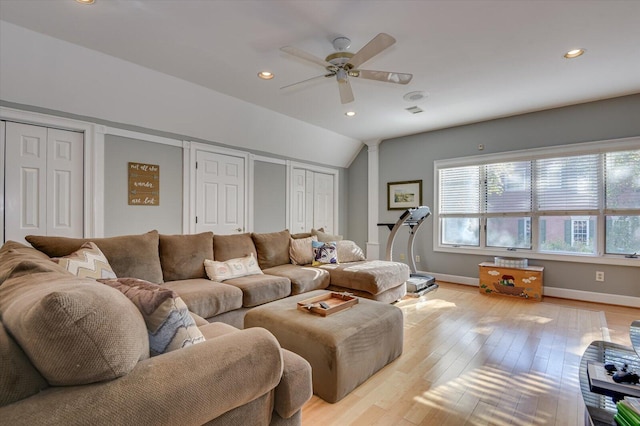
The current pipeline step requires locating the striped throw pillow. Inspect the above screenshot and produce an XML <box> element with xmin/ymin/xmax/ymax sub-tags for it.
<box><xmin>54</xmin><ymin>242</ymin><xmax>117</xmax><ymax>279</ymax></box>
<box><xmin>98</xmin><ymin>277</ymin><xmax>205</xmax><ymax>356</ymax></box>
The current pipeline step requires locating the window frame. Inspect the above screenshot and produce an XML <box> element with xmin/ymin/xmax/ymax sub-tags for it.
<box><xmin>433</xmin><ymin>136</ymin><xmax>640</xmax><ymax>267</ymax></box>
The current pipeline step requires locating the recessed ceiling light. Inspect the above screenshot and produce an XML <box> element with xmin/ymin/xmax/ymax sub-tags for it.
<box><xmin>345</xmin><ymin>111</ymin><xmax>356</xmax><ymax>117</ymax></box>
<box><xmin>257</xmin><ymin>71</ymin><xmax>274</xmax><ymax>80</ymax></box>
<box><xmin>75</xmin><ymin>0</ymin><xmax>95</xmax><ymax>4</ymax></box>
<box><xmin>564</xmin><ymin>48</ymin><xmax>585</xmax><ymax>59</ymax></box>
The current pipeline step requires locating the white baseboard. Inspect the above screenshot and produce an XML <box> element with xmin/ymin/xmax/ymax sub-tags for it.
<box><xmin>424</xmin><ymin>271</ymin><xmax>640</xmax><ymax>308</ymax></box>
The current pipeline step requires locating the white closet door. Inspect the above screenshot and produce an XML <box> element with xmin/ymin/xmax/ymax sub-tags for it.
<box><xmin>4</xmin><ymin>122</ymin><xmax>84</xmax><ymax>243</ymax></box>
<box><xmin>195</xmin><ymin>150</ymin><xmax>245</xmax><ymax>235</ymax></box>
<box><xmin>47</xmin><ymin>128</ymin><xmax>84</xmax><ymax>237</ymax></box>
<box><xmin>313</xmin><ymin>172</ymin><xmax>334</xmax><ymax>232</ymax></box>
<box><xmin>291</xmin><ymin>168</ymin><xmax>307</xmax><ymax>233</ymax></box>
<box><xmin>5</xmin><ymin>122</ymin><xmax>48</xmax><ymax>242</ymax></box>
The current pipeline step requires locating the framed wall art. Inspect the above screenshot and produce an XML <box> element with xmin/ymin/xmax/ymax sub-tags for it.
<box><xmin>387</xmin><ymin>180</ymin><xmax>422</xmax><ymax>210</ymax></box>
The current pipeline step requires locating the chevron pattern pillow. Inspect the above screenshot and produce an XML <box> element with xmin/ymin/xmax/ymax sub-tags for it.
<box><xmin>54</xmin><ymin>242</ymin><xmax>117</xmax><ymax>279</ymax></box>
<box><xmin>98</xmin><ymin>277</ymin><xmax>205</xmax><ymax>356</ymax></box>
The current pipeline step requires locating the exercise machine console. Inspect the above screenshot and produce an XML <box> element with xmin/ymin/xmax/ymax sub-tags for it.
<box><xmin>378</xmin><ymin>206</ymin><xmax>438</xmax><ymax>296</ymax></box>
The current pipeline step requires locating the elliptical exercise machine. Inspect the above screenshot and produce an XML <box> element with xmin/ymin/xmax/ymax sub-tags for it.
<box><xmin>379</xmin><ymin>206</ymin><xmax>438</xmax><ymax>297</ymax></box>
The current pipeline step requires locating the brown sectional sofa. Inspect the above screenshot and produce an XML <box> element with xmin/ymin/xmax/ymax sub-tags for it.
<box><xmin>0</xmin><ymin>228</ymin><xmax>410</xmax><ymax>424</ymax></box>
<box><xmin>0</xmin><ymin>240</ymin><xmax>312</xmax><ymax>425</ymax></box>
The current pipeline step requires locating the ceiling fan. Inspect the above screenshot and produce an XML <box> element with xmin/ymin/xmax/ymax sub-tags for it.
<box><xmin>280</xmin><ymin>33</ymin><xmax>412</xmax><ymax>104</ymax></box>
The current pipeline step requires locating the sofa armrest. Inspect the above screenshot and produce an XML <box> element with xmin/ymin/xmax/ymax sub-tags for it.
<box><xmin>0</xmin><ymin>328</ymin><xmax>283</xmax><ymax>425</ymax></box>
<box><xmin>274</xmin><ymin>349</ymin><xmax>313</xmax><ymax>419</ymax></box>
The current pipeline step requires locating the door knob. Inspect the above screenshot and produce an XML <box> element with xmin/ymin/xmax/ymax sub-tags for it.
<box><xmin>236</xmin><ymin>228</ymin><xmax>242</xmax><ymax>232</ymax></box>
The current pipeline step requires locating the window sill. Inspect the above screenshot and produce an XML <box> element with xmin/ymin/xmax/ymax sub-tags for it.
<box><xmin>434</xmin><ymin>246</ymin><xmax>640</xmax><ymax>267</ymax></box>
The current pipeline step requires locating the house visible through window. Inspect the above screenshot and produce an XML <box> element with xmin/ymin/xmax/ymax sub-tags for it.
<box><xmin>435</xmin><ymin>139</ymin><xmax>640</xmax><ymax>261</ymax></box>
<box><xmin>572</xmin><ymin>218</ymin><xmax>589</xmax><ymax>245</ymax></box>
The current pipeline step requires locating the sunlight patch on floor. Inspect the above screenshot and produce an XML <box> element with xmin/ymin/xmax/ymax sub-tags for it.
<box><xmin>411</xmin><ymin>365</ymin><xmax>558</xmax><ymax>424</ymax></box>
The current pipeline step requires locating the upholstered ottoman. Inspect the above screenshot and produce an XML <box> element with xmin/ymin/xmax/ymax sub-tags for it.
<box><xmin>244</xmin><ymin>290</ymin><xmax>403</xmax><ymax>403</ymax></box>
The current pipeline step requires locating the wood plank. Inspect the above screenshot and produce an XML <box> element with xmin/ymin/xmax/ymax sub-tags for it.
<box><xmin>301</xmin><ymin>282</ymin><xmax>638</xmax><ymax>425</ymax></box>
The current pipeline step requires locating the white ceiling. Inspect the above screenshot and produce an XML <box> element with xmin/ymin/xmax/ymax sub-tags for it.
<box><xmin>1</xmin><ymin>0</ymin><xmax>639</xmax><ymax>145</ymax></box>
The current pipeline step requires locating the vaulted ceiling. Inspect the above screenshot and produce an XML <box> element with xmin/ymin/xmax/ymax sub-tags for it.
<box><xmin>1</xmin><ymin>0</ymin><xmax>639</xmax><ymax>164</ymax></box>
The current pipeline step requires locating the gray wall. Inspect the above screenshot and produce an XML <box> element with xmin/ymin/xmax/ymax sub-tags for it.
<box><xmin>359</xmin><ymin>94</ymin><xmax>640</xmax><ymax>297</ymax></box>
<box><xmin>104</xmin><ymin>135</ymin><xmax>183</xmax><ymax>236</ymax></box>
<box><xmin>253</xmin><ymin>161</ymin><xmax>286</xmax><ymax>232</ymax></box>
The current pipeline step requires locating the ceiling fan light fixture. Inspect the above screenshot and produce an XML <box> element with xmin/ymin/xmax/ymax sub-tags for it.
<box><xmin>564</xmin><ymin>48</ymin><xmax>585</xmax><ymax>59</ymax></box>
<box><xmin>345</xmin><ymin>111</ymin><xmax>356</xmax><ymax>117</ymax></box>
<box><xmin>257</xmin><ymin>71</ymin><xmax>274</xmax><ymax>80</ymax></box>
<box><xmin>75</xmin><ymin>0</ymin><xmax>95</xmax><ymax>4</ymax></box>
<box><xmin>336</xmin><ymin>68</ymin><xmax>348</xmax><ymax>83</ymax></box>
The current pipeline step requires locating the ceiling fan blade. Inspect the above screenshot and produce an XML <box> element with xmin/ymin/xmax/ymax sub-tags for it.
<box><xmin>280</xmin><ymin>73</ymin><xmax>332</xmax><ymax>90</ymax></box>
<box><xmin>347</xmin><ymin>33</ymin><xmax>396</xmax><ymax>69</ymax></box>
<box><xmin>355</xmin><ymin>69</ymin><xmax>413</xmax><ymax>85</ymax></box>
<box><xmin>280</xmin><ymin>45</ymin><xmax>333</xmax><ymax>68</ymax></box>
<box><xmin>338</xmin><ymin>79</ymin><xmax>354</xmax><ymax>104</ymax></box>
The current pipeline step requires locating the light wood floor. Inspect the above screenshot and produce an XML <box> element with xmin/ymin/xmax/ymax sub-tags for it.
<box><xmin>301</xmin><ymin>282</ymin><xmax>639</xmax><ymax>425</ymax></box>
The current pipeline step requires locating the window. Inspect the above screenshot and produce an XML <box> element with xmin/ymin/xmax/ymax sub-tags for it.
<box><xmin>435</xmin><ymin>139</ymin><xmax>640</xmax><ymax>262</ymax></box>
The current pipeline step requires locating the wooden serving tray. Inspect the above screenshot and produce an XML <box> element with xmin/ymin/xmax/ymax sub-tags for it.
<box><xmin>297</xmin><ymin>292</ymin><xmax>358</xmax><ymax>317</ymax></box>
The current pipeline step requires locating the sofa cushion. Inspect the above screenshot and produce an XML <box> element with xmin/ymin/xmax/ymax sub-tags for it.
<box><xmin>252</xmin><ymin>229</ymin><xmax>291</xmax><ymax>269</ymax></box>
<box><xmin>336</xmin><ymin>240</ymin><xmax>366</xmax><ymax>263</ymax></box>
<box><xmin>159</xmin><ymin>232</ymin><xmax>213</xmax><ymax>282</ymax></box>
<box><xmin>263</xmin><ymin>264</ymin><xmax>330</xmax><ymax>295</ymax></box>
<box><xmin>161</xmin><ymin>279</ymin><xmax>243</xmax><ymax>319</ymax></box>
<box><xmin>0</xmin><ymin>241</ymin><xmax>70</xmax><ymax>286</ymax></box>
<box><xmin>98</xmin><ymin>278</ymin><xmax>205</xmax><ymax>356</ymax></box>
<box><xmin>312</xmin><ymin>241</ymin><xmax>339</xmax><ymax>266</ymax></box>
<box><xmin>204</xmin><ymin>254</ymin><xmax>262</xmax><ymax>281</ymax></box>
<box><xmin>289</xmin><ymin>236</ymin><xmax>317</xmax><ymax>265</ymax></box>
<box><xmin>53</xmin><ymin>242</ymin><xmax>117</xmax><ymax>279</ymax></box>
<box><xmin>0</xmin><ymin>322</ymin><xmax>48</xmax><ymax>407</ymax></box>
<box><xmin>320</xmin><ymin>260</ymin><xmax>410</xmax><ymax>295</ymax></box>
<box><xmin>274</xmin><ymin>349</ymin><xmax>313</xmax><ymax>419</ymax></box>
<box><xmin>223</xmin><ymin>274</ymin><xmax>291</xmax><ymax>307</ymax></box>
<box><xmin>26</xmin><ymin>230</ymin><xmax>163</xmax><ymax>283</ymax></box>
<box><xmin>0</xmin><ymin>272</ymin><xmax>149</xmax><ymax>386</ymax></box>
<box><xmin>213</xmin><ymin>233</ymin><xmax>256</xmax><ymax>261</ymax></box>
<box><xmin>312</xmin><ymin>228</ymin><xmax>343</xmax><ymax>242</ymax></box>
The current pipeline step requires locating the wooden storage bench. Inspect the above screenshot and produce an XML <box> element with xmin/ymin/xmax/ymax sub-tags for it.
<box><xmin>479</xmin><ymin>262</ymin><xmax>544</xmax><ymax>301</ymax></box>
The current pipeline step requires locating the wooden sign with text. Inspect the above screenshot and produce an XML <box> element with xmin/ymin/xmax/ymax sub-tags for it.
<box><xmin>128</xmin><ymin>162</ymin><xmax>159</xmax><ymax>206</ymax></box>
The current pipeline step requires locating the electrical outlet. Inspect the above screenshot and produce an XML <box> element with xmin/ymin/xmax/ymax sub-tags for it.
<box><xmin>595</xmin><ymin>271</ymin><xmax>605</xmax><ymax>282</ymax></box>
<box><xmin>416</xmin><ymin>255</ymin><xmax>420</xmax><ymax>262</ymax></box>
<box><xmin>399</xmin><ymin>253</ymin><xmax>405</xmax><ymax>260</ymax></box>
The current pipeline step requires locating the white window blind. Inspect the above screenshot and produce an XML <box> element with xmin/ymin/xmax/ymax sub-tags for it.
<box><xmin>485</xmin><ymin>161</ymin><xmax>532</xmax><ymax>213</ymax></box>
<box><xmin>536</xmin><ymin>154</ymin><xmax>599</xmax><ymax>211</ymax></box>
<box><xmin>439</xmin><ymin>166</ymin><xmax>480</xmax><ymax>214</ymax></box>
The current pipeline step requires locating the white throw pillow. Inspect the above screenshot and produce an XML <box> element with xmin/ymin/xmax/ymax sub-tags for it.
<box><xmin>204</xmin><ymin>253</ymin><xmax>263</xmax><ymax>281</ymax></box>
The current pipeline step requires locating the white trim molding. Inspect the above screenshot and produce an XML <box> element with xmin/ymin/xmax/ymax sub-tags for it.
<box><xmin>427</xmin><ymin>271</ymin><xmax>640</xmax><ymax>308</ymax></box>
<box><xmin>105</xmin><ymin>127</ymin><xmax>182</xmax><ymax>147</ymax></box>
<box><xmin>365</xmin><ymin>139</ymin><xmax>381</xmax><ymax>260</ymax></box>
<box><xmin>0</xmin><ymin>106</ymin><xmax>105</xmax><ymax>237</ymax></box>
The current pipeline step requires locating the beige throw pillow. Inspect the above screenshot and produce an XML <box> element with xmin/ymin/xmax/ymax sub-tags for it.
<box><xmin>289</xmin><ymin>236</ymin><xmax>317</xmax><ymax>265</ymax></box>
<box><xmin>312</xmin><ymin>229</ymin><xmax>343</xmax><ymax>243</ymax></box>
<box><xmin>53</xmin><ymin>242</ymin><xmax>117</xmax><ymax>280</ymax></box>
<box><xmin>336</xmin><ymin>240</ymin><xmax>366</xmax><ymax>263</ymax></box>
<box><xmin>204</xmin><ymin>254</ymin><xmax>263</xmax><ymax>282</ymax></box>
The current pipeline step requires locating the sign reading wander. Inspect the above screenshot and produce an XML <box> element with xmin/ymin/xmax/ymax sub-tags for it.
<box><xmin>128</xmin><ymin>162</ymin><xmax>159</xmax><ymax>206</ymax></box>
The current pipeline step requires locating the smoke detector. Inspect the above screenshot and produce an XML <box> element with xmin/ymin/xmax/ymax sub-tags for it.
<box><xmin>403</xmin><ymin>91</ymin><xmax>428</xmax><ymax>102</ymax></box>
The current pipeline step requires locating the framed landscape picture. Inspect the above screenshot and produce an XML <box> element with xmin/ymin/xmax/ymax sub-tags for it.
<box><xmin>387</xmin><ymin>180</ymin><xmax>422</xmax><ymax>210</ymax></box>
